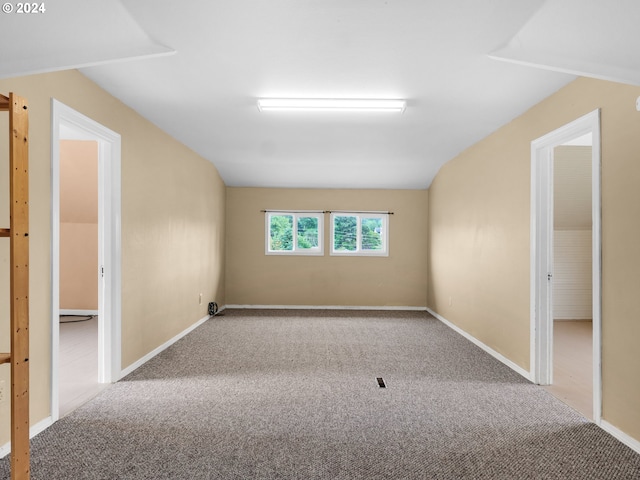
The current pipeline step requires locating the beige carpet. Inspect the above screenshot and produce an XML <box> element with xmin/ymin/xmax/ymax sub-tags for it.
<box><xmin>2</xmin><ymin>309</ymin><xmax>639</xmax><ymax>479</ymax></box>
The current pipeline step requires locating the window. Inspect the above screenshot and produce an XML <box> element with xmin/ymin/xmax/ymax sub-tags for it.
<box><xmin>330</xmin><ymin>212</ymin><xmax>389</xmax><ymax>256</ymax></box>
<box><xmin>265</xmin><ymin>211</ymin><xmax>324</xmax><ymax>255</ymax></box>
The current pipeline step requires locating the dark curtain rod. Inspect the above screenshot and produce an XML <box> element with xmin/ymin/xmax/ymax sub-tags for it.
<box><xmin>261</xmin><ymin>209</ymin><xmax>324</xmax><ymax>214</ymax></box>
<box><xmin>328</xmin><ymin>210</ymin><xmax>394</xmax><ymax>215</ymax></box>
<box><xmin>261</xmin><ymin>209</ymin><xmax>394</xmax><ymax>215</ymax></box>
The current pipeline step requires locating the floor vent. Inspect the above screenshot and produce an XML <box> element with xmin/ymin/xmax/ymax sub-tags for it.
<box><xmin>376</xmin><ymin>377</ymin><xmax>386</xmax><ymax>388</ymax></box>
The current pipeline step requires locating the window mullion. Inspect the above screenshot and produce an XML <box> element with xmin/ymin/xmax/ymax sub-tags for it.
<box><xmin>292</xmin><ymin>214</ymin><xmax>298</xmax><ymax>252</ymax></box>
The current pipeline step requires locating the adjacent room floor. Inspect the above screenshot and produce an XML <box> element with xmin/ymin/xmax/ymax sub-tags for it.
<box><xmin>58</xmin><ymin>316</ymin><xmax>108</xmax><ymax>417</ymax></box>
<box><xmin>543</xmin><ymin>320</ymin><xmax>593</xmax><ymax>420</ymax></box>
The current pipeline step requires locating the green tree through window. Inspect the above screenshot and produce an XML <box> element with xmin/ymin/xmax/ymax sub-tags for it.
<box><xmin>266</xmin><ymin>212</ymin><xmax>323</xmax><ymax>255</ymax></box>
<box><xmin>331</xmin><ymin>213</ymin><xmax>388</xmax><ymax>256</ymax></box>
<box><xmin>297</xmin><ymin>216</ymin><xmax>318</xmax><ymax>249</ymax></box>
<box><xmin>333</xmin><ymin>216</ymin><xmax>358</xmax><ymax>251</ymax></box>
<box><xmin>361</xmin><ymin>217</ymin><xmax>382</xmax><ymax>250</ymax></box>
<box><xmin>269</xmin><ymin>215</ymin><xmax>293</xmax><ymax>251</ymax></box>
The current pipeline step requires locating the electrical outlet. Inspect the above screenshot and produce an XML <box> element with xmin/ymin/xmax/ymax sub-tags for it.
<box><xmin>0</xmin><ymin>380</ymin><xmax>5</xmax><ymax>403</ymax></box>
<box><xmin>199</xmin><ymin>293</ymin><xmax>203</xmax><ymax>305</ymax></box>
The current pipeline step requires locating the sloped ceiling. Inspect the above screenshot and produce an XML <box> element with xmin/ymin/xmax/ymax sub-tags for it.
<box><xmin>490</xmin><ymin>0</ymin><xmax>640</xmax><ymax>86</ymax></box>
<box><xmin>1</xmin><ymin>0</ymin><xmax>638</xmax><ymax>189</ymax></box>
<box><xmin>0</xmin><ymin>1</ymin><xmax>173</xmax><ymax>78</ymax></box>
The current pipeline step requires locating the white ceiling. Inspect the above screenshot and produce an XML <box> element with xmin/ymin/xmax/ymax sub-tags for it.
<box><xmin>0</xmin><ymin>1</ymin><xmax>173</xmax><ymax>76</ymax></box>
<box><xmin>2</xmin><ymin>0</ymin><xmax>639</xmax><ymax>189</ymax></box>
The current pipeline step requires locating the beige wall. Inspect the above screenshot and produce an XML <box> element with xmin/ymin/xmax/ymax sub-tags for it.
<box><xmin>427</xmin><ymin>77</ymin><xmax>640</xmax><ymax>442</ymax></box>
<box><xmin>554</xmin><ymin>145</ymin><xmax>592</xmax><ymax>230</ymax></box>
<box><xmin>2</xmin><ymin>70</ymin><xmax>638</xmax><ymax>449</ymax></box>
<box><xmin>60</xmin><ymin>223</ymin><xmax>98</xmax><ymax>310</ymax></box>
<box><xmin>0</xmin><ymin>70</ymin><xmax>226</xmax><ymax>445</ymax></box>
<box><xmin>60</xmin><ymin>140</ymin><xmax>98</xmax><ymax>310</ymax></box>
<box><xmin>226</xmin><ymin>188</ymin><xmax>428</xmax><ymax>307</ymax></box>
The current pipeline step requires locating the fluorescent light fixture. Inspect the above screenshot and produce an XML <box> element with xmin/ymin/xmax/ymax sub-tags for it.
<box><xmin>257</xmin><ymin>98</ymin><xmax>406</xmax><ymax>113</ymax></box>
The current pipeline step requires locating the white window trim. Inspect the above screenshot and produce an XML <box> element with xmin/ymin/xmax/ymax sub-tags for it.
<box><xmin>265</xmin><ymin>211</ymin><xmax>324</xmax><ymax>256</ymax></box>
<box><xmin>330</xmin><ymin>212</ymin><xmax>389</xmax><ymax>257</ymax></box>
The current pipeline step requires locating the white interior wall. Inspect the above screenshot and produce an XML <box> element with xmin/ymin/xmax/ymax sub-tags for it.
<box><xmin>553</xmin><ymin>230</ymin><xmax>593</xmax><ymax>320</ymax></box>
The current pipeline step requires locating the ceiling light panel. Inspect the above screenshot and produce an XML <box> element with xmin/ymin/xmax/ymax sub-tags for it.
<box><xmin>257</xmin><ymin>98</ymin><xmax>406</xmax><ymax>113</ymax></box>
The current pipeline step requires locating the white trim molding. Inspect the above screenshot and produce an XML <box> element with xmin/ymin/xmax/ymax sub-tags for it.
<box><xmin>600</xmin><ymin>420</ymin><xmax>640</xmax><ymax>455</ymax></box>
<box><xmin>427</xmin><ymin>308</ymin><xmax>533</xmax><ymax>382</ymax></box>
<box><xmin>51</xmin><ymin>98</ymin><xmax>122</xmax><ymax>421</ymax></box>
<box><xmin>530</xmin><ymin>109</ymin><xmax>602</xmax><ymax>422</ymax></box>
<box><xmin>224</xmin><ymin>304</ymin><xmax>428</xmax><ymax>311</ymax></box>
<box><xmin>330</xmin><ymin>212</ymin><xmax>390</xmax><ymax>257</ymax></box>
<box><xmin>119</xmin><ymin>314</ymin><xmax>211</xmax><ymax>378</ymax></box>
<box><xmin>2</xmin><ymin>314</ymin><xmax>214</xmax><ymax>454</ymax></box>
<box><xmin>0</xmin><ymin>416</ymin><xmax>53</xmax><ymax>459</ymax></box>
<box><xmin>59</xmin><ymin>309</ymin><xmax>99</xmax><ymax>316</ymax></box>
<box><xmin>265</xmin><ymin>211</ymin><xmax>325</xmax><ymax>256</ymax></box>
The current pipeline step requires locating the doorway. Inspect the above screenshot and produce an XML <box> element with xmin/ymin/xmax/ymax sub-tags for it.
<box><xmin>530</xmin><ymin>109</ymin><xmax>602</xmax><ymax>423</ymax></box>
<box><xmin>51</xmin><ymin>100</ymin><xmax>122</xmax><ymax>421</ymax></box>
<box><xmin>547</xmin><ymin>136</ymin><xmax>594</xmax><ymax>418</ymax></box>
<box><xmin>58</xmin><ymin>138</ymin><xmax>101</xmax><ymax>416</ymax></box>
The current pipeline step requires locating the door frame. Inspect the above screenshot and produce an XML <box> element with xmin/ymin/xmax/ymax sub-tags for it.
<box><xmin>530</xmin><ymin>109</ymin><xmax>602</xmax><ymax>423</ymax></box>
<box><xmin>51</xmin><ymin>99</ymin><xmax>122</xmax><ymax>421</ymax></box>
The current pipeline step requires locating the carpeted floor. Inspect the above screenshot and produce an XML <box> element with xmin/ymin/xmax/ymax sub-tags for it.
<box><xmin>1</xmin><ymin>309</ymin><xmax>639</xmax><ymax>479</ymax></box>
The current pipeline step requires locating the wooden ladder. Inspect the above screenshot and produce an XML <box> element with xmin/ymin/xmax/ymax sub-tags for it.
<box><xmin>1</xmin><ymin>92</ymin><xmax>30</xmax><ymax>480</ymax></box>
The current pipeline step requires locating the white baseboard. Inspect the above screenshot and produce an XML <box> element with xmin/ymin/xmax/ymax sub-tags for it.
<box><xmin>59</xmin><ymin>309</ymin><xmax>98</xmax><ymax>316</ymax></box>
<box><xmin>4</xmin><ymin>307</ymin><xmax>638</xmax><ymax>461</ymax></box>
<box><xmin>2</xmin><ymin>313</ymin><xmax>216</xmax><ymax>457</ymax></box>
<box><xmin>554</xmin><ymin>318</ymin><xmax>593</xmax><ymax>321</ymax></box>
<box><xmin>119</xmin><ymin>314</ymin><xmax>211</xmax><ymax>378</ymax></box>
<box><xmin>600</xmin><ymin>420</ymin><xmax>640</xmax><ymax>455</ymax></box>
<box><xmin>1</xmin><ymin>439</ymin><xmax>11</xmax><ymax>458</ymax></box>
<box><xmin>426</xmin><ymin>308</ymin><xmax>533</xmax><ymax>382</ymax></box>
<box><xmin>425</xmin><ymin>310</ymin><xmax>640</xmax><ymax>455</ymax></box>
<box><xmin>0</xmin><ymin>416</ymin><xmax>53</xmax><ymax>459</ymax></box>
<box><xmin>225</xmin><ymin>304</ymin><xmax>428</xmax><ymax>311</ymax></box>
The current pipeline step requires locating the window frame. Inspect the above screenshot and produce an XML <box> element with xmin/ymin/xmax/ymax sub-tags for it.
<box><xmin>265</xmin><ymin>211</ymin><xmax>324</xmax><ymax>256</ymax></box>
<box><xmin>330</xmin><ymin>212</ymin><xmax>389</xmax><ymax>257</ymax></box>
